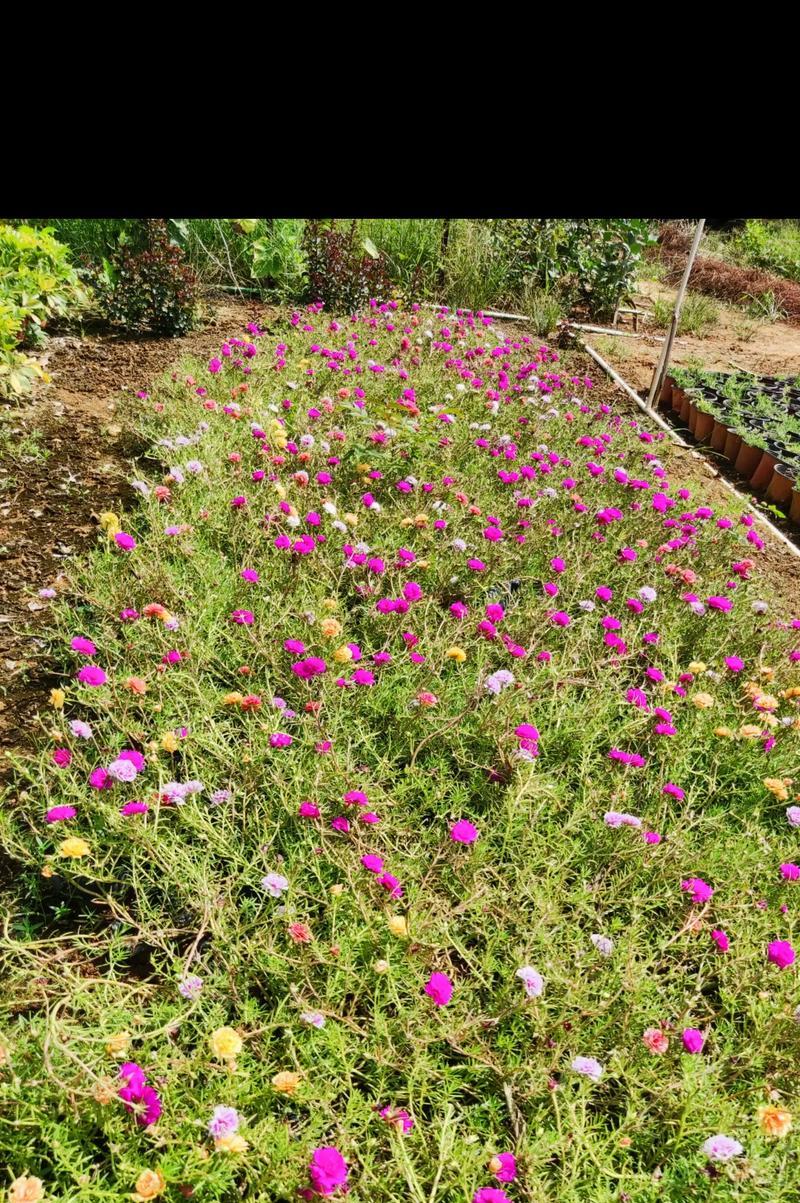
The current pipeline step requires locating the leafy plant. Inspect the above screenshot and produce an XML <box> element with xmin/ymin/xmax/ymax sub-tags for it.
<box><xmin>0</xmin><ymin>224</ymin><xmax>88</xmax><ymax>399</ymax></box>
<box><xmin>86</xmin><ymin>220</ymin><xmax>200</xmax><ymax>336</ymax></box>
<box><xmin>251</xmin><ymin>220</ymin><xmax>307</xmax><ymax>301</ymax></box>
<box><xmin>303</xmin><ymin>220</ymin><xmax>393</xmax><ymax>310</ymax></box>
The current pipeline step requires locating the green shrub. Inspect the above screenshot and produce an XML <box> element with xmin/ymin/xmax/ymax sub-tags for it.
<box><xmin>250</xmin><ymin>219</ymin><xmax>307</xmax><ymax>301</ymax></box>
<box><xmin>87</xmin><ymin>220</ymin><xmax>200</xmax><ymax>337</ymax></box>
<box><xmin>303</xmin><ymin>220</ymin><xmax>393</xmax><ymax>310</ymax></box>
<box><xmin>0</xmin><ymin>224</ymin><xmax>88</xmax><ymax>399</ymax></box>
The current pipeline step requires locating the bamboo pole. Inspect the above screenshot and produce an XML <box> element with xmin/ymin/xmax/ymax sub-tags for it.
<box><xmin>646</xmin><ymin>218</ymin><xmax>705</xmax><ymax>411</ymax></box>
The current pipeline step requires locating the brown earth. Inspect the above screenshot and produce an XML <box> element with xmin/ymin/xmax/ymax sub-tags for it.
<box><xmin>0</xmin><ymin>298</ymin><xmax>276</xmax><ymax>762</ymax></box>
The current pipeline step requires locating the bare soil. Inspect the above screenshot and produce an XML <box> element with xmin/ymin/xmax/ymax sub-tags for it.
<box><xmin>0</xmin><ymin>298</ymin><xmax>276</xmax><ymax>762</ymax></box>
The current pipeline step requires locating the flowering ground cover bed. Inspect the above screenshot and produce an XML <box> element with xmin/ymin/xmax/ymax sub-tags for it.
<box><xmin>2</xmin><ymin>302</ymin><xmax>800</xmax><ymax>1202</ymax></box>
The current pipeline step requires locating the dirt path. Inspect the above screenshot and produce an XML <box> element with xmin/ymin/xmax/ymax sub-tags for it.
<box><xmin>591</xmin><ymin>279</ymin><xmax>800</xmax><ymax>393</ymax></box>
<box><xmin>0</xmin><ymin>298</ymin><xmax>275</xmax><ymax>760</ymax></box>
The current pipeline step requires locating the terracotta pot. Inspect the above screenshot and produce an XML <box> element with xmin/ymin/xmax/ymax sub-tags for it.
<box><xmin>723</xmin><ymin>430</ymin><xmax>742</xmax><ymax>461</ymax></box>
<box><xmin>658</xmin><ymin>377</ymin><xmax>674</xmax><ymax>410</ymax></box>
<box><xmin>694</xmin><ymin>411</ymin><xmax>715</xmax><ymax>444</ymax></box>
<box><xmin>710</xmin><ymin>418</ymin><xmax>729</xmax><ymax>453</ymax></box>
<box><xmin>789</xmin><ymin>486</ymin><xmax>800</xmax><ymax>526</ymax></box>
<box><xmin>687</xmin><ymin>401</ymin><xmax>699</xmax><ymax>434</ymax></box>
<box><xmin>750</xmin><ymin>448</ymin><xmax>780</xmax><ymax>491</ymax></box>
<box><xmin>679</xmin><ymin>392</ymin><xmax>692</xmax><ymax>425</ymax></box>
<box><xmin>766</xmin><ymin>463</ymin><xmax>795</xmax><ymax>508</ymax></box>
<box><xmin>734</xmin><ymin>440</ymin><xmax>764</xmax><ymax>480</ymax></box>
<box><xmin>671</xmin><ymin>386</ymin><xmax>686</xmax><ymax>415</ymax></box>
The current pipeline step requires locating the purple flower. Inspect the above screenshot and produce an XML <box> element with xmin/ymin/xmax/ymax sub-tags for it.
<box><xmin>208</xmin><ymin>1106</ymin><xmax>240</xmax><ymax>1139</ymax></box>
<box><xmin>702</xmin><ymin>1135</ymin><xmax>743</xmax><ymax>1162</ymax></box>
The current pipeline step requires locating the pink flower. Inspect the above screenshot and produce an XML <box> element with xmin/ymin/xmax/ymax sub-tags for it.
<box><xmin>114</xmin><ymin>532</ymin><xmax>136</xmax><ymax>551</ymax></box>
<box><xmin>308</xmin><ymin>1147</ymin><xmax>348</xmax><ymax>1196</ymax></box>
<box><xmin>424</xmin><ymin>972</ymin><xmax>453</xmax><ymax>1006</ymax></box>
<box><xmin>711</xmin><ymin>929</ymin><xmax>730</xmax><ymax>952</ymax></box>
<box><xmin>450</xmin><ymin>819</ymin><xmax>479</xmax><ymax>844</ymax></box>
<box><xmin>643</xmin><ymin>1027</ymin><xmax>669</xmax><ymax>1053</ymax></box>
<box><xmin>473</xmin><ymin>1190</ymin><xmax>511</xmax><ymax>1203</ymax></box>
<box><xmin>52</xmin><ymin>748</ymin><xmax>72</xmax><ymax>768</ymax></box>
<box><xmin>299</xmin><ymin>801</ymin><xmax>320</xmax><ymax>819</ymax></box>
<box><xmin>780</xmin><ymin>863</ymin><xmax>800</xmax><ymax>881</ymax></box>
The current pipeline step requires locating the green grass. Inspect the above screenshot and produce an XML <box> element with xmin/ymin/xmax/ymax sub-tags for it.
<box><xmin>1</xmin><ymin>306</ymin><xmax>799</xmax><ymax>1201</ymax></box>
<box><xmin>650</xmin><ymin>292</ymin><xmax>720</xmax><ymax>337</ymax></box>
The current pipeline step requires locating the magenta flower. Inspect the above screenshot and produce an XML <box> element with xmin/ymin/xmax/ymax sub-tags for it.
<box><xmin>491</xmin><ymin>1153</ymin><xmax>517</xmax><ymax>1182</ymax></box>
<box><xmin>681</xmin><ymin>877</ymin><xmax>713</xmax><ymax>904</ymax></box>
<box><xmin>308</xmin><ymin>1147</ymin><xmax>348</xmax><ymax>1196</ymax></box>
<box><xmin>77</xmin><ymin>665</ymin><xmax>107</xmax><ymax>686</ymax></box>
<box><xmin>424</xmin><ymin>972</ymin><xmax>453</xmax><ymax>1006</ymax></box>
<box><xmin>114</xmin><ymin>532</ymin><xmax>136</xmax><ymax>551</ymax></box>
<box><xmin>473</xmin><ymin>1191</ymin><xmax>511</xmax><ymax>1203</ymax></box>
<box><xmin>682</xmin><ymin>1028</ymin><xmax>704</xmax><ymax>1054</ymax></box>
<box><xmin>45</xmin><ymin>805</ymin><xmax>77</xmax><ymax>823</ymax></box>
<box><xmin>768</xmin><ymin>940</ymin><xmax>795</xmax><ymax>969</ymax></box>
<box><xmin>450</xmin><ymin>819</ymin><xmax>479</xmax><ymax>844</ymax></box>
<box><xmin>780</xmin><ymin>863</ymin><xmax>800</xmax><ymax>881</ymax></box>
<box><xmin>70</xmin><ymin>636</ymin><xmax>97</xmax><ymax>656</ymax></box>
<box><xmin>711</xmin><ymin>929</ymin><xmax>730</xmax><ymax>952</ymax></box>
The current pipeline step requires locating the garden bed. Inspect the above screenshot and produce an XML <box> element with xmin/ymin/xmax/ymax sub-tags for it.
<box><xmin>659</xmin><ymin>369</ymin><xmax>800</xmax><ymax>524</ymax></box>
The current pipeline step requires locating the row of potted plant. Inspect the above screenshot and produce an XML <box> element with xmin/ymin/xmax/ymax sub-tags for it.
<box><xmin>658</xmin><ymin>368</ymin><xmax>800</xmax><ymax>525</ymax></box>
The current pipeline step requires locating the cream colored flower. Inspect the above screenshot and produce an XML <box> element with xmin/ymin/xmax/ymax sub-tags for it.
<box><xmin>58</xmin><ymin>837</ymin><xmax>89</xmax><ymax>859</ymax></box>
<box><xmin>272</xmin><ymin>1070</ymin><xmax>302</xmax><ymax>1094</ymax></box>
<box><xmin>105</xmin><ymin>1031</ymin><xmax>130</xmax><ymax>1058</ymax></box>
<box><xmin>388</xmin><ymin>915</ymin><xmax>408</xmax><ymax>937</ymax></box>
<box><xmin>210</xmin><ymin>1027</ymin><xmax>242</xmax><ymax>1061</ymax></box>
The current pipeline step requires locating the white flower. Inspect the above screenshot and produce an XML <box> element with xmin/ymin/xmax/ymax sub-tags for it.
<box><xmin>262</xmin><ymin>872</ymin><xmax>289</xmax><ymax>898</ymax></box>
<box><xmin>752</xmin><ymin>600</ymin><xmax>769</xmax><ymax>613</ymax></box>
<box><xmin>639</xmin><ymin>586</ymin><xmax>657</xmax><ymax>603</ymax></box>
<box><xmin>578</xmin><ymin>600</ymin><xmax>596</xmax><ymax>612</ymax></box>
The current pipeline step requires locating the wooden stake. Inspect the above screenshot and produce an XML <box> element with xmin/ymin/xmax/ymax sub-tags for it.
<box><xmin>646</xmin><ymin>218</ymin><xmax>705</xmax><ymax>411</ymax></box>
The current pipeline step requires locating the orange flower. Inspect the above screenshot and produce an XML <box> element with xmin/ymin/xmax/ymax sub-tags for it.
<box><xmin>758</xmin><ymin>1104</ymin><xmax>792</xmax><ymax>1137</ymax></box>
<box><xmin>288</xmin><ymin>922</ymin><xmax>313</xmax><ymax>944</ymax></box>
<box><xmin>8</xmin><ymin>1177</ymin><xmax>44</xmax><ymax>1203</ymax></box>
<box><xmin>125</xmin><ymin>677</ymin><xmax>148</xmax><ymax>695</ymax></box>
<box><xmin>272</xmin><ymin>1070</ymin><xmax>302</xmax><ymax>1094</ymax></box>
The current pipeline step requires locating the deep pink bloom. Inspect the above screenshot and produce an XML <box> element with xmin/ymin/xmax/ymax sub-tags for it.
<box><xmin>114</xmin><ymin>532</ymin><xmax>136</xmax><ymax>551</ymax></box>
<box><xmin>77</xmin><ymin>665</ymin><xmax>107</xmax><ymax>686</ymax></box>
<box><xmin>780</xmin><ymin>863</ymin><xmax>800</xmax><ymax>881</ymax></box>
<box><xmin>473</xmin><ymin>1190</ymin><xmax>511</xmax><ymax>1203</ymax></box>
<box><xmin>450</xmin><ymin>819</ymin><xmax>479</xmax><ymax>844</ymax></box>
<box><xmin>768</xmin><ymin>940</ymin><xmax>795</xmax><ymax>969</ymax></box>
<box><xmin>492</xmin><ymin>1153</ymin><xmax>517</xmax><ymax>1182</ymax></box>
<box><xmin>299</xmin><ymin>802</ymin><xmax>321</xmax><ymax>818</ymax></box>
<box><xmin>682</xmin><ymin>1027</ymin><xmax>704</xmax><ymax>1054</ymax></box>
<box><xmin>424</xmin><ymin>972</ymin><xmax>453</xmax><ymax>1006</ymax></box>
<box><xmin>681</xmin><ymin>877</ymin><xmax>713</xmax><ymax>904</ymax></box>
<box><xmin>46</xmin><ymin>805</ymin><xmax>77</xmax><ymax>822</ymax></box>
<box><xmin>71</xmin><ymin>636</ymin><xmax>97</xmax><ymax>656</ymax></box>
<box><xmin>308</xmin><ymin>1147</ymin><xmax>348</xmax><ymax>1196</ymax></box>
<box><xmin>711</xmin><ymin>929</ymin><xmax>730</xmax><ymax>952</ymax></box>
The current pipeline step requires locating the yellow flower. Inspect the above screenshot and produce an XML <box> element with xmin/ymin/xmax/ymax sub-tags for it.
<box><xmin>214</xmin><ymin>1134</ymin><xmax>249</xmax><ymax>1154</ymax></box>
<box><xmin>49</xmin><ymin>688</ymin><xmax>65</xmax><ymax>709</ymax></box>
<box><xmin>688</xmin><ymin>661</ymin><xmax>707</xmax><ymax>674</ymax></box>
<box><xmin>413</xmin><ymin>513</ymin><xmax>429</xmax><ymax>528</ymax></box>
<box><xmin>210</xmin><ymin>1026</ymin><xmax>242</xmax><ymax>1061</ymax></box>
<box><xmin>105</xmin><ymin>1031</ymin><xmax>131</xmax><ymax>1058</ymax></box>
<box><xmin>400</xmin><ymin>516</ymin><xmax>414</xmax><ymax>528</ymax></box>
<box><xmin>388</xmin><ymin>915</ymin><xmax>408</xmax><ymax>937</ymax></box>
<box><xmin>58</xmin><ymin>837</ymin><xmax>89</xmax><ymax>859</ymax></box>
<box><xmin>782</xmin><ymin>686</ymin><xmax>800</xmax><ymax>700</ymax></box>
<box><xmin>445</xmin><ymin>647</ymin><xmax>467</xmax><ymax>663</ymax></box>
<box><xmin>758</xmin><ymin>1104</ymin><xmax>792</xmax><ymax>1138</ymax></box>
<box><xmin>416</xmin><ymin>559</ymin><xmax>429</xmax><ymax>570</ymax></box>
<box><xmin>272</xmin><ymin>1070</ymin><xmax>302</xmax><ymax>1094</ymax></box>
<box><xmin>321</xmin><ymin>598</ymin><xmax>339</xmax><ymax>612</ymax></box>
<box><xmin>333</xmin><ymin>645</ymin><xmax>353</xmax><ymax>664</ymax></box>
<box><xmin>274</xmin><ymin>483</ymin><xmax>287</xmax><ymax>499</ymax></box>
<box><xmin>131</xmin><ymin>1169</ymin><xmax>166</xmax><ymax>1201</ymax></box>
<box><xmin>714</xmin><ymin>726</ymin><xmax>734</xmax><ymax>738</ymax></box>
<box><xmin>739</xmin><ymin>724</ymin><xmax>763</xmax><ymax>739</ymax></box>
<box><xmin>692</xmin><ymin>692</ymin><xmax>714</xmax><ymax>710</ymax></box>
<box><xmin>160</xmin><ymin>732</ymin><xmax>179</xmax><ymax>753</ymax></box>
<box><xmin>320</xmin><ymin>618</ymin><xmax>342</xmax><ymax>639</ymax></box>
<box><xmin>343</xmin><ymin>513</ymin><xmax>358</xmax><ymax>527</ymax></box>
<box><xmin>8</xmin><ymin>1177</ymin><xmax>44</xmax><ymax>1203</ymax></box>
<box><xmin>223</xmin><ymin>692</ymin><xmax>244</xmax><ymax>706</ymax></box>
<box><xmin>764</xmin><ymin>778</ymin><xmax>791</xmax><ymax>801</ymax></box>
<box><xmin>357</xmin><ymin>463</ymin><xmax>372</xmax><ymax>473</ymax></box>
<box><xmin>329</xmin><ymin>884</ymin><xmax>345</xmax><ymax>897</ymax></box>
<box><xmin>99</xmin><ymin>510</ymin><xmax>120</xmax><ymax>533</ymax></box>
